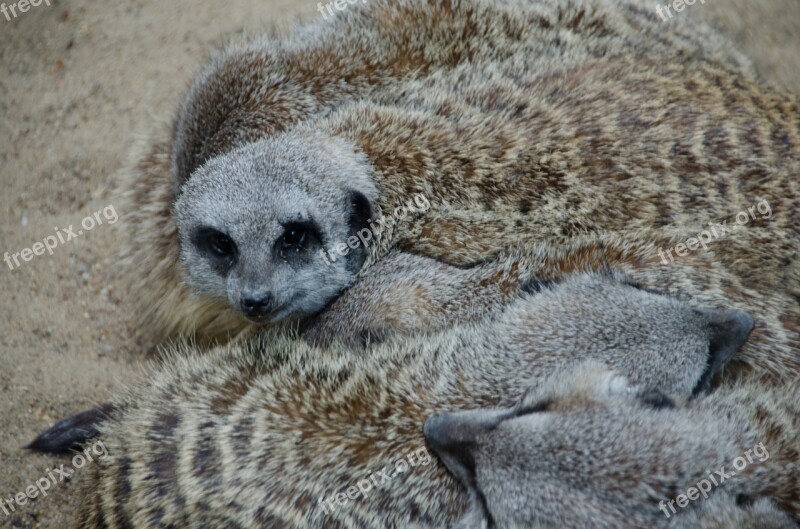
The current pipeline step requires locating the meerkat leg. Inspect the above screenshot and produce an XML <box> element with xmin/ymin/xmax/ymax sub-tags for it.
<box><xmin>301</xmin><ymin>250</ymin><xmax>535</xmax><ymax>347</ymax></box>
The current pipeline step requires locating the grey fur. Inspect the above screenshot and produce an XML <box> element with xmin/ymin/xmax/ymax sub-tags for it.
<box><xmin>75</xmin><ymin>273</ymin><xmax>755</xmax><ymax>528</ymax></box>
<box><xmin>424</xmin><ymin>362</ymin><xmax>800</xmax><ymax>529</ymax></box>
<box><xmin>175</xmin><ymin>133</ymin><xmax>377</xmax><ymax>322</ymax></box>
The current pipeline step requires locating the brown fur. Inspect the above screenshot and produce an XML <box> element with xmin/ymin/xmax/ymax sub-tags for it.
<box><xmin>75</xmin><ymin>266</ymin><xmax>755</xmax><ymax>529</ymax></box>
<box><xmin>121</xmin><ymin>0</ymin><xmax>797</xmax><ymax>345</ymax></box>
<box><xmin>73</xmin><ymin>226</ymin><xmax>799</xmax><ymax>528</ymax></box>
<box><xmin>90</xmin><ymin>1</ymin><xmax>799</xmax><ymax>525</ymax></box>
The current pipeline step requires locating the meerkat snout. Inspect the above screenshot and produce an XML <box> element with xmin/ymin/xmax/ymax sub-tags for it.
<box><xmin>174</xmin><ymin>132</ymin><xmax>378</xmax><ymax>324</ymax></box>
<box><xmin>692</xmin><ymin>308</ymin><xmax>755</xmax><ymax>396</ymax></box>
<box><xmin>239</xmin><ymin>291</ymin><xmax>274</xmax><ymax>320</ymax></box>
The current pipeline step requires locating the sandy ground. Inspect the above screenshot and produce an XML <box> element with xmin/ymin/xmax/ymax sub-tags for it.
<box><xmin>0</xmin><ymin>1</ymin><xmax>797</xmax><ymax>527</ymax></box>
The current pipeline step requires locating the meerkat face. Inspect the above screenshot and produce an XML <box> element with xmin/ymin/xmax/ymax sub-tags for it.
<box><xmin>424</xmin><ymin>362</ymin><xmax>760</xmax><ymax>529</ymax></box>
<box><xmin>175</xmin><ymin>132</ymin><xmax>378</xmax><ymax>323</ymax></box>
<box><xmin>507</xmin><ymin>274</ymin><xmax>756</xmax><ymax>398</ymax></box>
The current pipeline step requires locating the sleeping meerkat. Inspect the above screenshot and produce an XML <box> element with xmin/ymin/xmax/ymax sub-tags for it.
<box><xmin>72</xmin><ymin>273</ymin><xmax>755</xmax><ymax>529</ymax></box>
<box><xmin>123</xmin><ymin>0</ymin><xmax>799</xmax><ymax>344</ymax></box>
<box><xmin>417</xmin><ymin>228</ymin><xmax>799</xmax><ymax>528</ymax></box>
<box><xmin>29</xmin><ymin>224</ymin><xmax>798</xmax><ymax>452</ymax></box>
<box><xmin>170</xmin><ymin>0</ymin><xmax>751</xmax><ymax>186</ymax></box>
<box><xmin>424</xmin><ymin>362</ymin><xmax>800</xmax><ymax>529</ymax></box>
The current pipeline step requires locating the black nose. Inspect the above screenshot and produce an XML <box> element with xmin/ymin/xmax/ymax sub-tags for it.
<box><xmin>240</xmin><ymin>295</ymin><xmax>273</xmax><ymax>317</ymax></box>
<box><xmin>423</xmin><ymin>412</ymin><xmax>456</xmax><ymax>451</ymax></box>
<box><xmin>692</xmin><ymin>308</ymin><xmax>755</xmax><ymax>396</ymax></box>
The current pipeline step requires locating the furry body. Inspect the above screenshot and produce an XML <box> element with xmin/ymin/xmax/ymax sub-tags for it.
<box><xmin>123</xmin><ymin>0</ymin><xmax>799</xmax><ymax>343</ymax></box>
<box><xmin>77</xmin><ymin>0</ymin><xmax>800</xmax><ymax>526</ymax></box>
<box><xmin>74</xmin><ymin>273</ymin><xmax>750</xmax><ymax>528</ymax></box>
<box><xmin>303</xmin><ymin>222</ymin><xmax>799</xmax><ymax>368</ymax></box>
<box><xmin>31</xmin><ymin>225</ymin><xmax>800</xmax><ymax>453</ymax></box>
<box><xmin>424</xmin><ymin>362</ymin><xmax>800</xmax><ymax>528</ymax></box>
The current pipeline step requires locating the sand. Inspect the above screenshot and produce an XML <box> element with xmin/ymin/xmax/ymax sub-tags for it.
<box><xmin>0</xmin><ymin>0</ymin><xmax>797</xmax><ymax>526</ymax></box>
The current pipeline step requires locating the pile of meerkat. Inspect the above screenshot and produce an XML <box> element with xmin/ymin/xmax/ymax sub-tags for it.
<box><xmin>425</xmin><ymin>361</ymin><xmax>800</xmax><ymax>529</ymax></box>
<box><xmin>51</xmin><ymin>228</ymin><xmax>799</xmax><ymax>528</ymax></box>
<box><xmin>75</xmin><ymin>272</ymin><xmax>756</xmax><ymax>528</ymax></box>
<box><xmin>32</xmin><ymin>0</ymin><xmax>800</xmax><ymax>527</ymax></box>
<box><xmin>121</xmin><ymin>0</ymin><xmax>797</xmax><ymax>344</ymax></box>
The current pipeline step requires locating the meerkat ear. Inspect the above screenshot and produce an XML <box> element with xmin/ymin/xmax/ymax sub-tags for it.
<box><xmin>637</xmin><ymin>389</ymin><xmax>677</xmax><ymax>410</ymax></box>
<box><xmin>425</xmin><ymin>411</ymin><xmax>501</xmax><ymax>529</ymax></box>
<box><xmin>692</xmin><ymin>308</ymin><xmax>754</xmax><ymax>395</ymax></box>
<box><xmin>424</xmin><ymin>411</ymin><xmax>479</xmax><ymax>488</ymax></box>
<box><xmin>347</xmin><ymin>190</ymin><xmax>373</xmax><ymax>234</ymax></box>
<box><xmin>424</xmin><ymin>408</ymin><xmax>514</xmax><ymax>487</ymax></box>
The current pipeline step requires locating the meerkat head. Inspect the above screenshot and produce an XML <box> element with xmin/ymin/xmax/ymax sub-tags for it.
<box><xmin>425</xmin><ymin>360</ymin><xmax>768</xmax><ymax>529</ymax></box>
<box><xmin>509</xmin><ymin>274</ymin><xmax>756</xmax><ymax>398</ymax></box>
<box><xmin>174</xmin><ymin>132</ymin><xmax>377</xmax><ymax>324</ymax></box>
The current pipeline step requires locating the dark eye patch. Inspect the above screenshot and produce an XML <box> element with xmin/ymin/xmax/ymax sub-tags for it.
<box><xmin>638</xmin><ymin>390</ymin><xmax>676</xmax><ymax>410</ymax></box>
<box><xmin>277</xmin><ymin>219</ymin><xmax>323</xmax><ymax>260</ymax></box>
<box><xmin>736</xmin><ymin>494</ymin><xmax>756</xmax><ymax>507</ymax></box>
<box><xmin>192</xmin><ymin>227</ymin><xmax>237</xmax><ymax>269</ymax></box>
<box><xmin>283</xmin><ymin>224</ymin><xmax>308</xmax><ymax>246</ymax></box>
<box><xmin>618</xmin><ymin>276</ymin><xmax>667</xmax><ymax>296</ymax></box>
<box><xmin>520</xmin><ymin>279</ymin><xmax>555</xmax><ymax>295</ymax></box>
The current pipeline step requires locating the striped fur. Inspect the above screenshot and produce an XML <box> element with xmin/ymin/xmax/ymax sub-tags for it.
<box><xmin>121</xmin><ymin>0</ymin><xmax>797</xmax><ymax>345</ymax></box>
<box><xmin>75</xmin><ymin>227</ymin><xmax>799</xmax><ymax>528</ymax></box>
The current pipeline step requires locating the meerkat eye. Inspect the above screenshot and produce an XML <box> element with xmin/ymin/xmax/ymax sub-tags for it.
<box><xmin>638</xmin><ymin>390</ymin><xmax>676</xmax><ymax>410</ymax></box>
<box><xmin>515</xmin><ymin>399</ymin><xmax>551</xmax><ymax>416</ymax></box>
<box><xmin>193</xmin><ymin>228</ymin><xmax>236</xmax><ymax>262</ymax></box>
<box><xmin>279</xmin><ymin>221</ymin><xmax>322</xmax><ymax>254</ymax></box>
<box><xmin>282</xmin><ymin>225</ymin><xmax>308</xmax><ymax>247</ymax></box>
<box><xmin>208</xmin><ymin>232</ymin><xmax>235</xmax><ymax>257</ymax></box>
<box><xmin>619</xmin><ymin>276</ymin><xmax>664</xmax><ymax>296</ymax></box>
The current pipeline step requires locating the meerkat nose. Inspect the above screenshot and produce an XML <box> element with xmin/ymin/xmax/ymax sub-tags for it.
<box><xmin>240</xmin><ymin>294</ymin><xmax>274</xmax><ymax>317</ymax></box>
<box><xmin>424</xmin><ymin>412</ymin><xmax>458</xmax><ymax>450</ymax></box>
<box><xmin>425</xmin><ymin>410</ymin><xmax>502</xmax><ymax>455</ymax></box>
<box><xmin>692</xmin><ymin>308</ymin><xmax>755</xmax><ymax>396</ymax></box>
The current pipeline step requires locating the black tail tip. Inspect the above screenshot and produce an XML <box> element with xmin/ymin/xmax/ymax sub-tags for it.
<box><xmin>25</xmin><ymin>404</ymin><xmax>114</xmax><ymax>454</ymax></box>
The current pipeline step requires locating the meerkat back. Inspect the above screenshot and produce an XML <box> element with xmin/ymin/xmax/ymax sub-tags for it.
<box><xmin>73</xmin><ymin>272</ymin><xmax>757</xmax><ymax>529</ymax></box>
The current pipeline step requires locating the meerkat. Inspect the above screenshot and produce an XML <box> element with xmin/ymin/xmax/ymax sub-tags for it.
<box><xmin>28</xmin><ymin>247</ymin><xmax>536</xmax><ymax>454</ymax></box>
<box><xmin>122</xmin><ymin>0</ymin><xmax>799</xmax><ymax>344</ymax></box>
<box><xmin>424</xmin><ymin>361</ymin><xmax>800</xmax><ymax>528</ymax></box>
<box><xmin>415</xmin><ymin>222</ymin><xmax>800</xmax><ymax>529</ymax></box>
<box><xmin>29</xmin><ymin>223</ymin><xmax>799</xmax><ymax>453</ymax></box>
<box><xmin>302</xmin><ymin>221</ymin><xmax>799</xmax><ymax>358</ymax></box>
<box><xmin>170</xmin><ymin>0</ymin><xmax>751</xmax><ymax>186</ymax></box>
<box><xmin>71</xmin><ymin>272</ymin><xmax>755</xmax><ymax>529</ymax></box>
